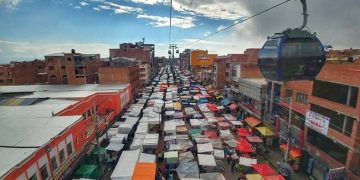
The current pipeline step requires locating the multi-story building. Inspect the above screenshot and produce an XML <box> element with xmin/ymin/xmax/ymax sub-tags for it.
<box><xmin>45</xmin><ymin>50</ymin><xmax>101</xmax><ymax>85</ymax></box>
<box><xmin>99</xmin><ymin>57</ymin><xmax>141</xmax><ymax>96</ymax></box>
<box><xmin>212</xmin><ymin>56</ymin><xmax>227</xmax><ymax>89</ymax></box>
<box><xmin>0</xmin><ymin>60</ymin><xmax>47</xmax><ymax>85</ymax></box>
<box><xmin>109</xmin><ymin>41</ymin><xmax>155</xmax><ymax>85</ymax></box>
<box><xmin>263</xmin><ymin>50</ymin><xmax>360</xmax><ymax>180</ymax></box>
<box><xmin>0</xmin><ymin>84</ymin><xmax>133</xmax><ymax>180</ymax></box>
<box><xmin>179</xmin><ymin>49</ymin><xmax>191</xmax><ymax>72</ymax></box>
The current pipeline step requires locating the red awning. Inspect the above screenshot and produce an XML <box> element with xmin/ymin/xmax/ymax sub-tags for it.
<box><xmin>279</xmin><ymin>144</ymin><xmax>302</xmax><ymax>158</ymax></box>
<box><xmin>251</xmin><ymin>163</ymin><xmax>277</xmax><ymax>176</ymax></box>
<box><xmin>203</xmin><ymin>130</ymin><xmax>218</xmax><ymax>139</ymax></box>
<box><xmin>245</xmin><ymin>116</ymin><xmax>262</xmax><ymax>128</ymax></box>
<box><xmin>263</xmin><ymin>175</ymin><xmax>285</xmax><ymax>180</ymax></box>
<box><xmin>237</xmin><ymin>128</ymin><xmax>251</xmax><ymax>137</ymax></box>
<box><xmin>236</xmin><ymin>138</ymin><xmax>254</xmax><ymax>153</ymax></box>
<box><xmin>207</xmin><ymin>103</ymin><xmax>218</xmax><ymax>112</ymax></box>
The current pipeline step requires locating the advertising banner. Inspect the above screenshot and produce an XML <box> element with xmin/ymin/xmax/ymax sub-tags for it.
<box><xmin>305</xmin><ymin>111</ymin><xmax>330</xmax><ymax>135</ymax></box>
<box><xmin>190</xmin><ymin>50</ymin><xmax>217</xmax><ymax>66</ymax></box>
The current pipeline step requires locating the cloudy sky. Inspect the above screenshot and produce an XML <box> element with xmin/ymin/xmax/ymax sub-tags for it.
<box><xmin>0</xmin><ymin>0</ymin><xmax>359</xmax><ymax>63</ymax></box>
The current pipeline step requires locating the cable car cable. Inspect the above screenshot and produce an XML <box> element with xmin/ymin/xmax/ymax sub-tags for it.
<box><xmin>169</xmin><ymin>0</ymin><xmax>173</xmax><ymax>45</ymax></box>
<box><xmin>178</xmin><ymin>0</ymin><xmax>291</xmax><ymax>49</ymax></box>
<box><xmin>174</xmin><ymin>0</ymin><xmax>194</xmax><ymax>40</ymax></box>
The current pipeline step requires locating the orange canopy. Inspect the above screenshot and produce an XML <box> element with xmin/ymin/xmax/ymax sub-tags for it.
<box><xmin>280</xmin><ymin>144</ymin><xmax>302</xmax><ymax>158</ymax></box>
<box><xmin>132</xmin><ymin>163</ymin><xmax>156</xmax><ymax>180</ymax></box>
<box><xmin>264</xmin><ymin>174</ymin><xmax>286</xmax><ymax>180</ymax></box>
<box><xmin>245</xmin><ymin>117</ymin><xmax>262</xmax><ymax>128</ymax></box>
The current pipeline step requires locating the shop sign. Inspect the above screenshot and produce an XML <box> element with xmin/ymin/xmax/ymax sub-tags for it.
<box><xmin>305</xmin><ymin>111</ymin><xmax>330</xmax><ymax>135</ymax></box>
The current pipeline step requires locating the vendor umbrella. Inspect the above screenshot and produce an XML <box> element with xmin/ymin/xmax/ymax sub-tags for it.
<box><xmin>251</xmin><ymin>163</ymin><xmax>277</xmax><ymax>176</ymax></box>
<box><xmin>236</xmin><ymin>138</ymin><xmax>254</xmax><ymax>153</ymax></box>
<box><xmin>237</xmin><ymin>128</ymin><xmax>251</xmax><ymax>137</ymax></box>
<box><xmin>207</xmin><ymin>103</ymin><xmax>218</xmax><ymax>112</ymax></box>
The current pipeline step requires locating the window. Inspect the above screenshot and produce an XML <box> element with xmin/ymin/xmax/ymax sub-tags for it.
<box><xmin>61</xmin><ymin>66</ymin><xmax>66</xmax><ymax>69</ymax></box>
<box><xmin>307</xmin><ymin>128</ymin><xmax>348</xmax><ymax>164</ymax></box>
<box><xmin>28</xmin><ymin>174</ymin><xmax>38</xmax><ymax>180</ymax></box>
<box><xmin>296</xmin><ymin>92</ymin><xmax>308</xmax><ymax>104</ymax></box>
<box><xmin>7</xmin><ymin>79</ymin><xmax>12</xmax><ymax>83</ymax></box>
<box><xmin>226</xmin><ymin>63</ymin><xmax>230</xmax><ymax>68</ymax></box>
<box><xmin>39</xmin><ymin>164</ymin><xmax>49</xmax><ymax>180</ymax></box>
<box><xmin>48</xmin><ymin>66</ymin><xmax>54</xmax><ymax>70</ymax></box>
<box><xmin>59</xmin><ymin>149</ymin><xmax>66</xmax><ymax>164</ymax></box>
<box><xmin>0</xmin><ymin>79</ymin><xmax>4</xmax><ymax>83</ymax></box>
<box><xmin>67</xmin><ymin>57</ymin><xmax>72</xmax><ymax>61</ymax></box>
<box><xmin>225</xmin><ymin>72</ymin><xmax>229</xmax><ymax>77</ymax></box>
<box><xmin>284</xmin><ymin>89</ymin><xmax>293</xmax><ymax>103</ymax></box>
<box><xmin>50</xmin><ymin>75</ymin><xmax>56</xmax><ymax>81</ymax></box>
<box><xmin>313</xmin><ymin>80</ymin><xmax>358</xmax><ymax>108</ymax></box>
<box><xmin>311</xmin><ymin>104</ymin><xmax>355</xmax><ymax>136</ymax></box>
<box><xmin>50</xmin><ymin>156</ymin><xmax>58</xmax><ymax>171</ymax></box>
<box><xmin>67</xmin><ymin>142</ymin><xmax>73</xmax><ymax>156</ymax></box>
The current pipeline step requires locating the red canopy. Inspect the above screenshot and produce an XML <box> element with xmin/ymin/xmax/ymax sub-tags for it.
<box><xmin>251</xmin><ymin>163</ymin><xmax>277</xmax><ymax>176</ymax></box>
<box><xmin>237</xmin><ymin>128</ymin><xmax>251</xmax><ymax>137</ymax></box>
<box><xmin>203</xmin><ymin>130</ymin><xmax>218</xmax><ymax>139</ymax></box>
<box><xmin>236</xmin><ymin>138</ymin><xmax>254</xmax><ymax>153</ymax></box>
<box><xmin>207</xmin><ymin>103</ymin><xmax>218</xmax><ymax>112</ymax></box>
<box><xmin>264</xmin><ymin>175</ymin><xmax>285</xmax><ymax>180</ymax></box>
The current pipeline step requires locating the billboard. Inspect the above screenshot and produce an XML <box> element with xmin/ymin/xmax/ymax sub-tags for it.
<box><xmin>191</xmin><ymin>50</ymin><xmax>217</xmax><ymax>66</ymax></box>
<box><xmin>305</xmin><ymin>111</ymin><xmax>330</xmax><ymax>135</ymax></box>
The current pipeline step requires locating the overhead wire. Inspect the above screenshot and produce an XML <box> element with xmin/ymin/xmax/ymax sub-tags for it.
<box><xmin>178</xmin><ymin>0</ymin><xmax>291</xmax><ymax>49</ymax></box>
<box><xmin>169</xmin><ymin>0</ymin><xmax>173</xmax><ymax>45</ymax></box>
<box><xmin>174</xmin><ymin>0</ymin><xmax>194</xmax><ymax>40</ymax></box>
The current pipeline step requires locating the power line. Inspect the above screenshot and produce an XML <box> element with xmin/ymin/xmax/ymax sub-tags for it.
<box><xmin>179</xmin><ymin>0</ymin><xmax>291</xmax><ymax>49</ymax></box>
<box><xmin>169</xmin><ymin>0</ymin><xmax>173</xmax><ymax>45</ymax></box>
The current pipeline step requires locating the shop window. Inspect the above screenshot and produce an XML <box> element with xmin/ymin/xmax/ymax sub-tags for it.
<box><xmin>67</xmin><ymin>142</ymin><xmax>73</xmax><ymax>156</ymax></box>
<box><xmin>50</xmin><ymin>156</ymin><xmax>58</xmax><ymax>171</ymax></box>
<box><xmin>296</xmin><ymin>92</ymin><xmax>308</xmax><ymax>104</ymax></box>
<box><xmin>39</xmin><ymin>164</ymin><xmax>49</xmax><ymax>180</ymax></box>
<box><xmin>59</xmin><ymin>149</ymin><xmax>66</xmax><ymax>164</ymax></box>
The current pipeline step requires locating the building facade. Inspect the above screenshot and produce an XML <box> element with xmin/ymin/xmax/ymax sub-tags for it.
<box><xmin>0</xmin><ymin>60</ymin><xmax>47</xmax><ymax>85</ymax></box>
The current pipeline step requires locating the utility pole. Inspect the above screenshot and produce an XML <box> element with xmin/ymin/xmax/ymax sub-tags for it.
<box><xmin>284</xmin><ymin>97</ymin><xmax>292</xmax><ymax>162</ymax></box>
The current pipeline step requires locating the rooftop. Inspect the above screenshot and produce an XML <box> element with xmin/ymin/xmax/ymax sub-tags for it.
<box><xmin>0</xmin><ymin>98</ymin><xmax>81</xmax><ymax>177</ymax></box>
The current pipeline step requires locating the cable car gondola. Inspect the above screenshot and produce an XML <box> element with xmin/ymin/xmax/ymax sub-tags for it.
<box><xmin>258</xmin><ymin>0</ymin><xmax>325</xmax><ymax>81</ymax></box>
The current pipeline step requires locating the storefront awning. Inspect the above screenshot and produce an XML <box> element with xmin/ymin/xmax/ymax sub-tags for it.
<box><xmin>255</xmin><ymin>126</ymin><xmax>275</xmax><ymax>137</ymax></box>
<box><xmin>246</xmin><ymin>174</ymin><xmax>262</xmax><ymax>180</ymax></box>
<box><xmin>245</xmin><ymin>117</ymin><xmax>262</xmax><ymax>128</ymax></box>
<box><xmin>279</xmin><ymin>144</ymin><xmax>302</xmax><ymax>158</ymax></box>
<box><xmin>251</xmin><ymin>163</ymin><xmax>277</xmax><ymax>176</ymax></box>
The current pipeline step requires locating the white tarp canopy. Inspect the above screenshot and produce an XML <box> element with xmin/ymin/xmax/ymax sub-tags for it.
<box><xmin>179</xmin><ymin>151</ymin><xmax>194</xmax><ymax>162</ymax></box>
<box><xmin>169</xmin><ymin>141</ymin><xmax>193</xmax><ymax>151</ymax></box>
<box><xmin>138</xmin><ymin>153</ymin><xmax>156</xmax><ymax>163</ymax></box>
<box><xmin>223</xmin><ymin>139</ymin><xmax>237</xmax><ymax>148</ymax></box>
<box><xmin>111</xmin><ymin>149</ymin><xmax>140</xmax><ymax>180</ymax></box>
<box><xmin>209</xmin><ymin>139</ymin><xmax>223</xmax><ymax>149</ymax></box>
<box><xmin>110</xmin><ymin>136</ymin><xmax>124</xmax><ymax>144</ymax></box>
<box><xmin>164</xmin><ymin>121</ymin><xmax>177</xmax><ymax>134</ymax></box>
<box><xmin>197</xmin><ymin>154</ymin><xmax>216</xmax><ymax>167</ymax></box>
<box><xmin>135</xmin><ymin>122</ymin><xmax>148</xmax><ymax>134</ymax></box>
<box><xmin>108</xmin><ymin>128</ymin><xmax>118</xmax><ymax>139</ymax></box>
<box><xmin>143</xmin><ymin>133</ymin><xmax>159</xmax><ymax>147</ymax></box>
<box><xmin>200</xmin><ymin>173</ymin><xmax>226</xmax><ymax>180</ymax></box>
<box><xmin>190</xmin><ymin>119</ymin><xmax>203</xmax><ymax>127</ymax></box>
<box><xmin>106</xmin><ymin>143</ymin><xmax>124</xmax><ymax>152</ymax></box>
<box><xmin>197</xmin><ymin>143</ymin><xmax>213</xmax><ymax>154</ymax></box>
<box><xmin>230</xmin><ymin>120</ymin><xmax>243</xmax><ymax>126</ymax></box>
<box><xmin>176</xmin><ymin>161</ymin><xmax>200</xmax><ymax>179</ymax></box>
<box><xmin>130</xmin><ymin>134</ymin><xmax>144</xmax><ymax>150</ymax></box>
<box><xmin>239</xmin><ymin>157</ymin><xmax>257</xmax><ymax>167</ymax></box>
<box><xmin>223</xmin><ymin>114</ymin><xmax>236</xmax><ymax>121</ymax></box>
<box><xmin>194</xmin><ymin>137</ymin><xmax>210</xmax><ymax>144</ymax></box>
<box><xmin>213</xmin><ymin>149</ymin><xmax>224</xmax><ymax>159</ymax></box>
<box><xmin>219</xmin><ymin>130</ymin><xmax>235</xmax><ymax>140</ymax></box>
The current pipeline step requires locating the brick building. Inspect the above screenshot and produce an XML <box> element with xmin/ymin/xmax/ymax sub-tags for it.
<box><xmin>99</xmin><ymin>57</ymin><xmax>141</xmax><ymax>96</ymax></box>
<box><xmin>45</xmin><ymin>50</ymin><xmax>101</xmax><ymax>85</ymax></box>
<box><xmin>263</xmin><ymin>51</ymin><xmax>360</xmax><ymax>179</ymax></box>
<box><xmin>109</xmin><ymin>42</ymin><xmax>155</xmax><ymax>85</ymax></box>
<box><xmin>0</xmin><ymin>60</ymin><xmax>47</xmax><ymax>85</ymax></box>
<box><xmin>179</xmin><ymin>49</ymin><xmax>191</xmax><ymax>72</ymax></box>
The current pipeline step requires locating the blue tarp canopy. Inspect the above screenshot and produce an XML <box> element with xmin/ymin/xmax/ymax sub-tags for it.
<box><xmin>221</xmin><ymin>98</ymin><xmax>231</xmax><ymax>106</ymax></box>
<box><xmin>197</xmin><ymin>98</ymin><xmax>209</xmax><ymax>104</ymax></box>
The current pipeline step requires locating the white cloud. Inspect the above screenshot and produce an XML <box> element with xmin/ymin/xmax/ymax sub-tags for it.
<box><xmin>216</xmin><ymin>25</ymin><xmax>226</xmax><ymax>31</ymax></box>
<box><xmin>93</xmin><ymin>7</ymin><xmax>100</xmax><ymax>11</ymax></box>
<box><xmin>80</xmin><ymin>1</ymin><xmax>89</xmax><ymax>6</ymax></box>
<box><xmin>137</xmin><ymin>14</ymin><xmax>195</xmax><ymax>28</ymax></box>
<box><xmin>130</xmin><ymin>0</ymin><xmax>164</xmax><ymax>5</ymax></box>
<box><xmin>0</xmin><ymin>40</ymin><xmax>111</xmax><ymax>63</ymax></box>
<box><xmin>74</xmin><ymin>6</ymin><xmax>81</xmax><ymax>9</ymax></box>
<box><xmin>99</xmin><ymin>5</ymin><xmax>111</xmax><ymax>10</ymax></box>
<box><xmin>0</xmin><ymin>0</ymin><xmax>22</xmax><ymax>9</ymax></box>
<box><xmin>203</xmin><ymin>31</ymin><xmax>211</xmax><ymax>37</ymax></box>
<box><xmin>104</xmin><ymin>1</ymin><xmax>142</xmax><ymax>14</ymax></box>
